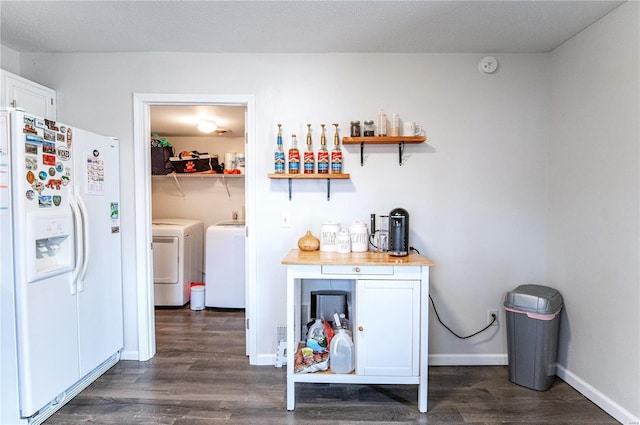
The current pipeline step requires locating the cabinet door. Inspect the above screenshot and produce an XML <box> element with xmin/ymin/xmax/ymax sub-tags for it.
<box><xmin>1</xmin><ymin>70</ymin><xmax>56</xmax><ymax>120</ymax></box>
<box><xmin>356</xmin><ymin>279</ymin><xmax>420</xmax><ymax>376</ymax></box>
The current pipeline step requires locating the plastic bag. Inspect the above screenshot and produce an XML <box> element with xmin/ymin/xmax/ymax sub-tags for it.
<box><xmin>294</xmin><ymin>347</ymin><xmax>329</xmax><ymax>373</ymax></box>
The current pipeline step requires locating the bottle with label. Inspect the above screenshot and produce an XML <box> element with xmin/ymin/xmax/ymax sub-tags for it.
<box><xmin>331</xmin><ymin>123</ymin><xmax>342</xmax><ymax>174</ymax></box>
<box><xmin>317</xmin><ymin>124</ymin><xmax>329</xmax><ymax>174</ymax></box>
<box><xmin>378</xmin><ymin>110</ymin><xmax>388</xmax><ymax>136</ymax></box>
<box><xmin>390</xmin><ymin>113</ymin><xmax>399</xmax><ymax>137</ymax></box>
<box><xmin>288</xmin><ymin>134</ymin><xmax>300</xmax><ymax>174</ymax></box>
<box><xmin>274</xmin><ymin>123</ymin><xmax>285</xmax><ymax>174</ymax></box>
<box><xmin>303</xmin><ymin>123</ymin><xmax>315</xmax><ymax>174</ymax></box>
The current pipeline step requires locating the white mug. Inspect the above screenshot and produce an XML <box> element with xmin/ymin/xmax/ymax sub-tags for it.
<box><xmin>402</xmin><ymin>121</ymin><xmax>423</xmax><ymax>136</ymax></box>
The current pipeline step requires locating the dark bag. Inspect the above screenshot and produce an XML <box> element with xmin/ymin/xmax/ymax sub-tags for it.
<box><xmin>151</xmin><ymin>146</ymin><xmax>175</xmax><ymax>175</ymax></box>
<box><xmin>171</xmin><ymin>151</ymin><xmax>219</xmax><ymax>173</ymax></box>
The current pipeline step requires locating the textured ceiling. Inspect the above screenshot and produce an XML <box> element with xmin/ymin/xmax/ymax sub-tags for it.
<box><xmin>1</xmin><ymin>1</ymin><xmax>624</xmax><ymax>137</ymax></box>
<box><xmin>150</xmin><ymin>105</ymin><xmax>246</xmax><ymax>138</ymax></box>
<box><xmin>0</xmin><ymin>1</ymin><xmax>624</xmax><ymax>54</ymax></box>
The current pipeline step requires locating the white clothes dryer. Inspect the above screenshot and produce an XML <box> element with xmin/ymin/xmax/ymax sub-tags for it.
<box><xmin>152</xmin><ymin>218</ymin><xmax>203</xmax><ymax>306</ymax></box>
<box><xmin>205</xmin><ymin>221</ymin><xmax>245</xmax><ymax>308</ymax></box>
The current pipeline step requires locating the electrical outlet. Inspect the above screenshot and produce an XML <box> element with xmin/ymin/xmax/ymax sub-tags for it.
<box><xmin>280</xmin><ymin>211</ymin><xmax>291</xmax><ymax>228</ymax></box>
<box><xmin>487</xmin><ymin>309</ymin><xmax>498</xmax><ymax>326</ymax></box>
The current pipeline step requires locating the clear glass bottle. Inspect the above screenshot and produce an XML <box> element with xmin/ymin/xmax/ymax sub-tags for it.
<box><xmin>317</xmin><ymin>124</ymin><xmax>329</xmax><ymax>174</ymax></box>
<box><xmin>274</xmin><ymin>123</ymin><xmax>285</xmax><ymax>174</ymax></box>
<box><xmin>303</xmin><ymin>123</ymin><xmax>315</xmax><ymax>174</ymax></box>
<box><xmin>288</xmin><ymin>134</ymin><xmax>300</xmax><ymax>174</ymax></box>
<box><xmin>331</xmin><ymin>123</ymin><xmax>342</xmax><ymax>174</ymax></box>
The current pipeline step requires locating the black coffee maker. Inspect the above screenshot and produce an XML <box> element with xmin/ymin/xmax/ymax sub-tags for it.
<box><xmin>388</xmin><ymin>208</ymin><xmax>409</xmax><ymax>256</ymax></box>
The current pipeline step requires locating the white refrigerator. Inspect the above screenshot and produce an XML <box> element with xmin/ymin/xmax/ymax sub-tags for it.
<box><xmin>0</xmin><ymin>109</ymin><xmax>123</xmax><ymax>424</ymax></box>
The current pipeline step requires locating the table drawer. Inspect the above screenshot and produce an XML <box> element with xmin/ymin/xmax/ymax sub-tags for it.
<box><xmin>321</xmin><ymin>265</ymin><xmax>394</xmax><ymax>275</ymax></box>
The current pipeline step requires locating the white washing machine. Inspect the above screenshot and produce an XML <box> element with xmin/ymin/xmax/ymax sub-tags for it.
<box><xmin>205</xmin><ymin>221</ymin><xmax>245</xmax><ymax>308</ymax></box>
<box><xmin>152</xmin><ymin>218</ymin><xmax>203</xmax><ymax>306</ymax></box>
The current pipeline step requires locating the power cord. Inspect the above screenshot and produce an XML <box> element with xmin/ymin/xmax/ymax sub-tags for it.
<box><xmin>429</xmin><ymin>295</ymin><xmax>497</xmax><ymax>339</ymax></box>
<box><xmin>410</xmin><ymin>246</ymin><xmax>497</xmax><ymax>339</ymax></box>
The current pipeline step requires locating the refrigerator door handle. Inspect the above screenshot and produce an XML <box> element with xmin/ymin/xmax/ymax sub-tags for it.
<box><xmin>76</xmin><ymin>194</ymin><xmax>90</xmax><ymax>289</ymax></box>
<box><xmin>69</xmin><ymin>194</ymin><xmax>84</xmax><ymax>294</ymax></box>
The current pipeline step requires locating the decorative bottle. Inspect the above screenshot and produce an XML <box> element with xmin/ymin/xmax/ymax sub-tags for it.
<box><xmin>303</xmin><ymin>123</ymin><xmax>315</xmax><ymax>174</ymax></box>
<box><xmin>274</xmin><ymin>123</ymin><xmax>285</xmax><ymax>174</ymax></box>
<box><xmin>378</xmin><ymin>110</ymin><xmax>388</xmax><ymax>136</ymax></box>
<box><xmin>331</xmin><ymin>123</ymin><xmax>342</xmax><ymax>174</ymax></box>
<box><xmin>288</xmin><ymin>134</ymin><xmax>300</xmax><ymax>174</ymax></box>
<box><xmin>317</xmin><ymin>124</ymin><xmax>329</xmax><ymax>174</ymax></box>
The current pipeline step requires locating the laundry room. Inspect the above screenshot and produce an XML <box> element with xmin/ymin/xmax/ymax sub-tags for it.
<box><xmin>150</xmin><ymin>105</ymin><xmax>246</xmax><ymax>310</ymax></box>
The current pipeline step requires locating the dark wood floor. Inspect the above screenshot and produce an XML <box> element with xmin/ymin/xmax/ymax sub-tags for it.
<box><xmin>44</xmin><ymin>307</ymin><xmax>617</xmax><ymax>424</ymax></box>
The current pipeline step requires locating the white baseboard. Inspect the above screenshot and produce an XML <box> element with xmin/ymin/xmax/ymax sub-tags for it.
<box><xmin>556</xmin><ymin>364</ymin><xmax>638</xmax><ymax>425</ymax></box>
<box><xmin>256</xmin><ymin>353</ymin><xmax>279</xmax><ymax>366</ymax></box>
<box><xmin>120</xmin><ymin>349</ymin><xmax>140</xmax><ymax>360</ymax></box>
<box><xmin>428</xmin><ymin>353</ymin><xmax>508</xmax><ymax>366</ymax></box>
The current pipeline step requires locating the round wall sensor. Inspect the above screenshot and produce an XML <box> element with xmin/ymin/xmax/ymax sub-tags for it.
<box><xmin>478</xmin><ymin>56</ymin><xmax>498</xmax><ymax>74</ymax></box>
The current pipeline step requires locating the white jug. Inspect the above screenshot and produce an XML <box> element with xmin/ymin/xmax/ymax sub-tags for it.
<box><xmin>349</xmin><ymin>220</ymin><xmax>369</xmax><ymax>252</ymax></box>
<box><xmin>330</xmin><ymin>328</ymin><xmax>354</xmax><ymax>374</ymax></box>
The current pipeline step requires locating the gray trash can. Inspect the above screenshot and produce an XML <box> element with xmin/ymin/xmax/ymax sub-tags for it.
<box><xmin>503</xmin><ymin>284</ymin><xmax>563</xmax><ymax>391</ymax></box>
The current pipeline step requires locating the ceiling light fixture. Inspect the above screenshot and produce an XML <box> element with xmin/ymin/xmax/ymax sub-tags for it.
<box><xmin>197</xmin><ymin>119</ymin><xmax>217</xmax><ymax>133</ymax></box>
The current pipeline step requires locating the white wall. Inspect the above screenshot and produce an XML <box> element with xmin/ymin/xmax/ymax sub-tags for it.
<box><xmin>547</xmin><ymin>2</ymin><xmax>639</xmax><ymax>422</ymax></box>
<box><xmin>16</xmin><ymin>52</ymin><xmax>550</xmax><ymax>366</ymax></box>
<box><xmin>0</xmin><ymin>45</ymin><xmax>20</xmax><ymax>74</ymax></box>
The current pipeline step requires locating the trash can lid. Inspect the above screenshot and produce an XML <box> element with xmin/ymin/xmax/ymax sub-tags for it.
<box><xmin>503</xmin><ymin>284</ymin><xmax>563</xmax><ymax>315</ymax></box>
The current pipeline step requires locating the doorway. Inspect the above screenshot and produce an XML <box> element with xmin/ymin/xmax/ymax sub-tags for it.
<box><xmin>132</xmin><ymin>93</ymin><xmax>256</xmax><ymax>362</ymax></box>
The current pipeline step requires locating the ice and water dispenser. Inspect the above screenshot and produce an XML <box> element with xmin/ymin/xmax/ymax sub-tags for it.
<box><xmin>27</xmin><ymin>213</ymin><xmax>74</xmax><ymax>282</ymax></box>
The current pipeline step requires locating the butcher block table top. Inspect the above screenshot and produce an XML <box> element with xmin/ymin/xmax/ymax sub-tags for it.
<box><xmin>281</xmin><ymin>249</ymin><xmax>435</xmax><ymax>266</ymax></box>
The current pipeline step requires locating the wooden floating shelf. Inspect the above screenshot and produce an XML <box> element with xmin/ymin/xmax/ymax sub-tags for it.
<box><xmin>153</xmin><ymin>173</ymin><xmax>244</xmax><ymax>178</ymax></box>
<box><xmin>342</xmin><ymin>136</ymin><xmax>426</xmax><ymax>166</ymax></box>
<box><xmin>342</xmin><ymin>136</ymin><xmax>426</xmax><ymax>144</ymax></box>
<box><xmin>267</xmin><ymin>173</ymin><xmax>350</xmax><ymax>200</ymax></box>
<box><xmin>267</xmin><ymin>173</ymin><xmax>350</xmax><ymax>179</ymax></box>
